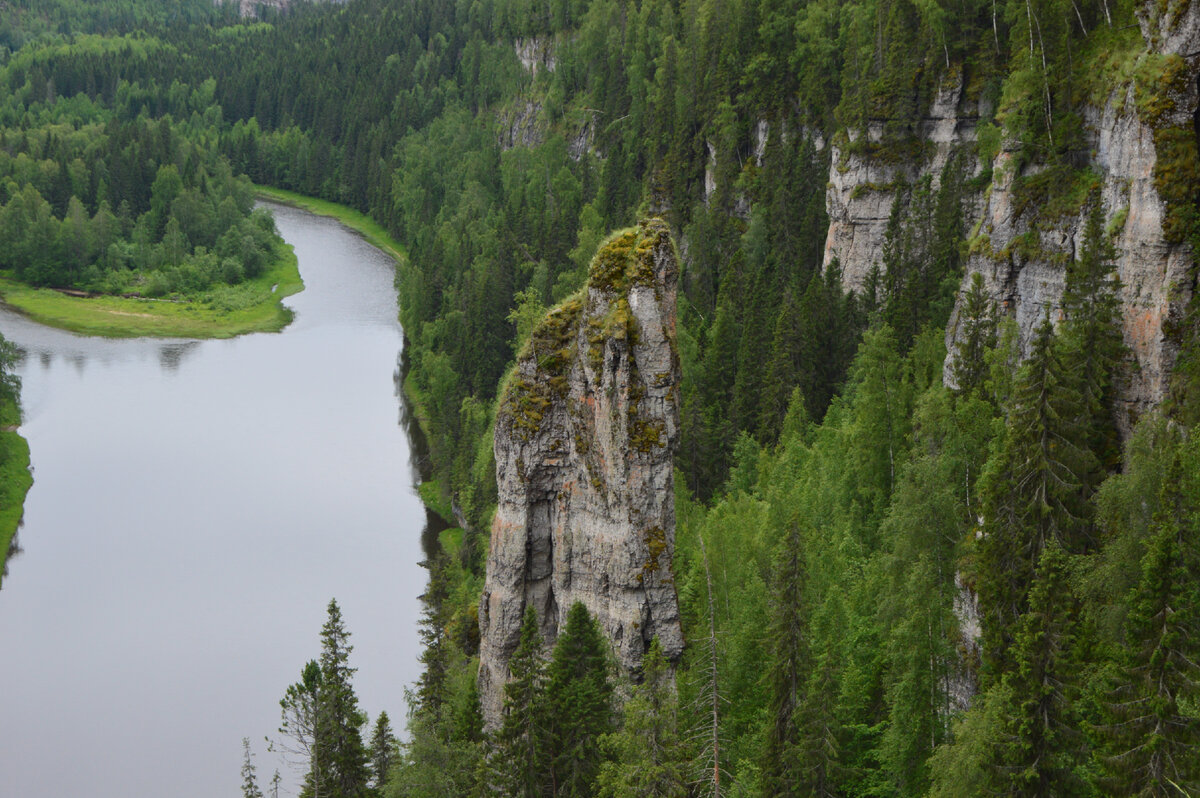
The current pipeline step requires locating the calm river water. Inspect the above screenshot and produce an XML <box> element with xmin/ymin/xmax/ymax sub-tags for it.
<box><xmin>0</xmin><ymin>203</ymin><xmax>432</xmax><ymax>797</ymax></box>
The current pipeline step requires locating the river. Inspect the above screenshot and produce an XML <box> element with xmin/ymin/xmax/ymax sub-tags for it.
<box><xmin>0</xmin><ymin>202</ymin><xmax>432</xmax><ymax>797</ymax></box>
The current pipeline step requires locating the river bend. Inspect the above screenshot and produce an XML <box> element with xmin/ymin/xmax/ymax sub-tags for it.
<box><xmin>0</xmin><ymin>202</ymin><xmax>429</xmax><ymax>798</ymax></box>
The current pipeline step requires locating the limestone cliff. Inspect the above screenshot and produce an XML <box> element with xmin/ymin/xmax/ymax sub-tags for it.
<box><xmin>823</xmin><ymin>73</ymin><xmax>982</xmax><ymax>293</ymax></box>
<box><xmin>946</xmin><ymin>2</ymin><xmax>1198</xmax><ymax>422</ymax></box>
<box><xmin>477</xmin><ymin>219</ymin><xmax>685</xmax><ymax>728</ymax></box>
<box><xmin>228</xmin><ymin>0</ymin><xmax>344</xmax><ymax>16</ymax></box>
<box><xmin>818</xmin><ymin>2</ymin><xmax>1199</xmax><ymax>704</ymax></box>
<box><xmin>823</xmin><ymin>2</ymin><xmax>1198</xmax><ymax>421</ymax></box>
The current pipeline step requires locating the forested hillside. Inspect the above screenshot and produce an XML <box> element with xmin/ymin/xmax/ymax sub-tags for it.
<box><xmin>0</xmin><ymin>0</ymin><xmax>1197</xmax><ymax>794</ymax></box>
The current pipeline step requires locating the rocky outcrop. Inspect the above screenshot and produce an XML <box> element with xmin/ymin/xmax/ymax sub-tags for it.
<box><xmin>227</xmin><ymin>0</ymin><xmax>343</xmax><ymax>16</ymax></box>
<box><xmin>500</xmin><ymin>36</ymin><xmax>598</xmax><ymax>158</ymax></box>
<box><xmin>942</xmin><ymin>7</ymin><xmax>1198</xmax><ymax>422</ymax></box>
<box><xmin>822</xmin><ymin>74</ymin><xmax>982</xmax><ymax>292</ymax></box>
<box><xmin>821</xmin><ymin>4</ymin><xmax>1198</xmax><ymax>423</ymax></box>
<box><xmin>515</xmin><ymin>37</ymin><xmax>557</xmax><ymax>75</ymax></box>
<box><xmin>477</xmin><ymin>219</ymin><xmax>685</xmax><ymax>728</ymax></box>
<box><xmin>498</xmin><ymin>99</ymin><xmax>546</xmax><ymax>150</ymax></box>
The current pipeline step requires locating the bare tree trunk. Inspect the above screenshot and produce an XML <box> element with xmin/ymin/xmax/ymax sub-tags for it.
<box><xmin>993</xmin><ymin>0</ymin><xmax>1001</xmax><ymax>53</ymax></box>
<box><xmin>1069</xmin><ymin>0</ymin><xmax>1088</xmax><ymax>35</ymax></box>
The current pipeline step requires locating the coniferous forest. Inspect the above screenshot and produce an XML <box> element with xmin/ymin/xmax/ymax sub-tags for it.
<box><xmin>0</xmin><ymin>0</ymin><xmax>1198</xmax><ymax>795</ymax></box>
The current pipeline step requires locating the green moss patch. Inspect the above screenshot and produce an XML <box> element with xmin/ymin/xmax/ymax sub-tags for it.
<box><xmin>1131</xmin><ymin>53</ymin><xmax>1200</xmax><ymax>245</ymax></box>
<box><xmin>501</xmin><ymin>218</ymin><xmax>675</xmax><ymax>444</ymax></box>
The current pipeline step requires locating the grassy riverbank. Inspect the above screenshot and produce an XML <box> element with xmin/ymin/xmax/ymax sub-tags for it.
<box><xmin>0</xmin><ymin>248</ymin><xmax>303</xmax><ymax>339</ymax></box>
<box><xmin>255</xmin><ymin>186</ymin><xmax>407</xmax><ymax>264</ymax></box>
<box><xmin>0</xmin><ymin>398</ymin><xmax>32</xmax><ymax>587</ymax></box>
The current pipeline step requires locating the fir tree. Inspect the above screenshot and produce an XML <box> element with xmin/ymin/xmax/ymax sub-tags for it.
<box><xmin>543</xmin><ymin>602</ymin><xmax>614</xmax><ymax>798</ymax></box>
<box><xmin>242</xmin><ymin>737</ymin><xmax>264</xmax><ymax>798</ymax></box>
<box><xmin>596</xmin><ymin>638</ymin><xmax>689</xmax><ymax>798</ymax></box>
<box><xmin>491</xmin><ymin>606</ymin><xmax>547</xmax><ymax>798</ymax></box>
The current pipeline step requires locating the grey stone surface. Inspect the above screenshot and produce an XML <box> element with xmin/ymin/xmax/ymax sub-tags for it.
<box><xmin>477</xmin><ymin>220</ymin><xmax>685</xmax><ymax>729</ymax></box>
<box><xmin>942</xmin><ymin>9</ymin><xmax>1198</xmax><ymax>425</ymax></box>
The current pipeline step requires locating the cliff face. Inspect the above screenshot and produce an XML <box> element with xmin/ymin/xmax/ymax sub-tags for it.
<box><xmin>477</xmin><ymin>219</ymin><xmax>685</xmax><ymax>728</ymax></box>
<box><xmin>229</xmin><ymin>0</ymin><xmax>344</xmax><ymax>16</ymax></box>
<box><xmin>823</xmin><ymin>3</ymin><xmax>1198</xmax><ymax>422</ymax></box>
<box><xmin>823</xmin><ymin>74</ymin><xmax>982</xmax><ymax>293</ymax></box>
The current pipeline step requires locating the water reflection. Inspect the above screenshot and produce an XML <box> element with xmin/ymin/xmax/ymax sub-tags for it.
<box><xmin>395</xmin><ymin>346</ymin><xmax>434</xmax><ymax>488</ymax></box>
<box><xmin>158</xmin><ymin>341</ymin><xmax>200</xmax><ymax>372</ymax></box>
<box><xmin>2</xmin><ymin>524</ymin><xmax>22</xmax><ymax>584</ymax></box>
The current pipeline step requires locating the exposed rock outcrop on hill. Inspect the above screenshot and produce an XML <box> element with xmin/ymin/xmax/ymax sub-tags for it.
<box><xmin>477</xmin><ymin>219</ymin><xmax>685</xmax><ymax>728</ymax></box>
<box><xmin>821</xmin><ymin>3</ymin><xmax>1198</xmax><ymax>426</ymax></box>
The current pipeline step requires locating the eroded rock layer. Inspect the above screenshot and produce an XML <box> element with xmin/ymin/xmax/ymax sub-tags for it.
<box><xmin>822</xmin><ymin>2</ymin><xmax>1199</xmax><ymax>424</ymax></box>
<box><xmin>477</xmin><ymin>219</ymin><xmax>684</xmax><ymax>728</ymax></box>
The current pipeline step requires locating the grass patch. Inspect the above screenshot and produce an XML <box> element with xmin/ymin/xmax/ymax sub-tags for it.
<box><xmin>418</xmin><ymin>479</ymin><xmax>456</xmax><ymax>525</ymax></box>
<box><xmin>0</xmin><ymin>248</ymin><xmax>303</xmax><ymax>339</ymax></box>
<box><xmin>254</xmin><ymin>185</ymin><xmax>407</xmax><ymax>265</ymax></box>
<box><xmin>438</xmin><ymin>527</ymin><xmax>465</xmax><ymax>559</ymax></box>
<box><xmin>0</xmin><ymin>429</ymin><xmax>33</xmax><ymax>589</ymax></box>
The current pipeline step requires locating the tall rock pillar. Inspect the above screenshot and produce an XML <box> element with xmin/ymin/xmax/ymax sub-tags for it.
<box><xmin>477</xmin><ymin>219</ymin><xmax>685</xmax><ymax>728</ymax></box>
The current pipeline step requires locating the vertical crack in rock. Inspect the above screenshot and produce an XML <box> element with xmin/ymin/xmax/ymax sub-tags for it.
<box><xmin>477</xmin><ymin>219</ymin><xmax>684</xmax><ymax>728</ymax></box>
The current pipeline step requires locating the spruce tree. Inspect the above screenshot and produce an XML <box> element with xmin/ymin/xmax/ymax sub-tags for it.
<box><xmin>760</xmin><ymin>287</ymin><xmax>802</xmax><ymax>439</ymax></box>
<box><xmin>492</xmin><ymin>606</ymin><xmax>547</xmax><ymax>798</ymax></box>
<box><xmin>543</xmin><ymin>602</ymin><xmax>614</xmax><ymax>798</ymax></box>
<box><xmin>995</xmin><ymin>542</ymin><xmax>1087</xmax><ymax>797</ymax></box>
<box><xmin>847</xmin><ymin>323</ymin><xmax>913</xmax><ymax>523</ymax></box>
<box><xmin>978</xmin><ymin>314</ymin><xmax>1096</xmax><ymax>677</ymax></box>
<box><xmin>308</xmin><ymin>599</ymin><xmax>373</xmax><ymax>798</ymax></box>
<box><xmin>793</xmin><ymin>645</ymin><xmax>843</xmax><ymax>798</ymax></box>
<box><xmin>596</xmin><ymin>638</ymin><xmax>688</xmax><ymax>798</ymax></box>
<box><xmin>1004</xmin><ymin>312</ymin><xmax>1095</xmax><ymax>554</ymax></box>
<box><xmin>760</xmin><ymin>524</ymin><xmax>810</xmax><ymax>797</ymax></box>
<box><xmin>1095</xmin><ymin>434</ymin><xmax>1200</xmax><ymax>796</ymax></box>
<box><xmin>369</xmin><ymin>711</ymin><xmax>399</xmax><ymax>791</ymax></box>
<box><xmin>951</xmin><ymin>272</ymin><xmax>997</xmax><ymax>397</ymax></box>
<box><xmin>1058</xmin><ymin>192</ymin><xmax>1126</xmax><ymax>477</ymax></box>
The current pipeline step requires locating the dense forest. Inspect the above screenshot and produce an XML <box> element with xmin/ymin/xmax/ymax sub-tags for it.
<box><xmin>0</xmin><ymin>35</ymin><xmax>287</xmax><ymax>302</ymax></box>
<box><xmin>0</xmin><ymin>0</ymin><xmax>1197</xmax><ymax>795</ymax></box>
